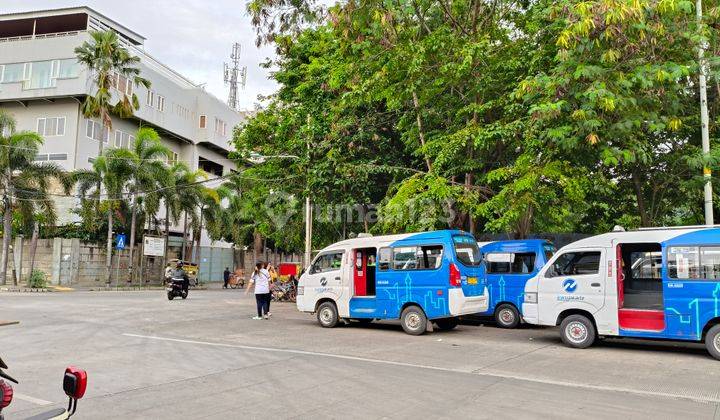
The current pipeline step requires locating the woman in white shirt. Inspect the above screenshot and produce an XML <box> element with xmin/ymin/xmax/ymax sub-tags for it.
<box><xmin>246</xmin><ymin>262</ymin><xmax>271</xmax><ymax>319</ymax></box>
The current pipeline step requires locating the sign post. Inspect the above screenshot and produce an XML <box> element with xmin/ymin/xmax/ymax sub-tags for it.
<box><xmin>115</xmin><ymin>234</ymin><xmax>126</xmax><ymax>289</ymax></box>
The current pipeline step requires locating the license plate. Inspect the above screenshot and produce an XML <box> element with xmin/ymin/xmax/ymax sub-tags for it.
<box><xmin>468</xmin><ymin>277</ymin><xmax>478</xmax><ymax>285</ymax></box>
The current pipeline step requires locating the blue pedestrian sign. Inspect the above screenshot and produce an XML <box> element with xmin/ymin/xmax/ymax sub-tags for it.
<box><xmin>116</xmin><ymin>234</ymin><xmax>127</xmax><ymax>250</ymax></box>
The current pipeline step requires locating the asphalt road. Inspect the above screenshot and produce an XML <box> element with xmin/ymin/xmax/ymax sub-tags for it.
<box><xmin>2</xmin><ymin>289</ymin><xmax>720</xmax><ymax>419</ymax></box>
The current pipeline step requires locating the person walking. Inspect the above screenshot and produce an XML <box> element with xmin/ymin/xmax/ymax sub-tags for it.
<box><xmin>223</xmin><ymin>267</ymin><xmax>231</xmax><ymax>289</ymax></box>
<box><xmin>246</xmin><ymin>262</ymin><xmax>271</xmax><ymax>319</ymax></box>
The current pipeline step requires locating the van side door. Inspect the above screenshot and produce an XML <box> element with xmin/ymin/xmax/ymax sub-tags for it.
<box><xmin>539</xmin><ymin>249</ymin><xmax>606</xmax><ymax>321</ymax></box>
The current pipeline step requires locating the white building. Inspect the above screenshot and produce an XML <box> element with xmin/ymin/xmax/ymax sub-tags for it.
<box><xmin>0</xmin><ymin>7</ymin><xmax>243</xmax><ymax>279</ymax></box>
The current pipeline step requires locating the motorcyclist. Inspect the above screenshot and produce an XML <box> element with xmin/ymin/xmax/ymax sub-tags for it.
<box><xmin>170</xmin><ymin>262</ymin><xmax>189</xmax><ymax>293</ymax></box>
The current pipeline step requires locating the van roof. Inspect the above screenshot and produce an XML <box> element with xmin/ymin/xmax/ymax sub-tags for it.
<box><xmin>480</xmin><ymin>239</ymin><xmax>550</xmax><ymax>253</ymax></box>
<box><xmin>318</xmin><ymin>230</ymin><xmax>471</xmax><ymax>253</ymax></box>
<box><xmin>558</xmin><ymin>227</ymin><xmax>714</xmax><ymax>251</ymax></box>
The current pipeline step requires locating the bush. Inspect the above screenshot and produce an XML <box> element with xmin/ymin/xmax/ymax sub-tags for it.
<box><xmin>29</xmin><ymin>270</ymin><xmax>47</xmax><ymax>289</ymax></box>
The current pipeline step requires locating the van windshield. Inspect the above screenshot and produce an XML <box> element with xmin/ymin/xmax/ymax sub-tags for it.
<box><xmin>453</xmin><ymin>235</ymin><xmax>482</xmax><ymax>266</ymax></box>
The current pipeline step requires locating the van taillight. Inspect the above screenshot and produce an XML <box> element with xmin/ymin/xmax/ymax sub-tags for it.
<box><xmin>0</xmin><ymin>380</ymin><xmax>13</xmax><ymax>408</ymax></box>
<box><xmin>449</xmin><ymin>263</ymin><xmax>461</xmax><ymax>287</ymax></box>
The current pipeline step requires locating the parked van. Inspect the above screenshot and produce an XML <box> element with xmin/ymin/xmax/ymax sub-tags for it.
<box><xmin>297</xmin><ymin>230</ymin><xmax>489</xmax><ymax>335</ymax></box>
<box><xmin>476</xmin><ymin>240</ymin><xmax>555</xmax><ymax>328</ymax></box>
<box><xmin>522</xmin><ymin>226</ymin><xmax>720</xmax><ymax>359</ymax></box>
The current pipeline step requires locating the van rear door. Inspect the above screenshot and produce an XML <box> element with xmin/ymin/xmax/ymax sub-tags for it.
<box><xmin>452</xmin><ymin>235</ymin><xmax>486</xmax><ymax>297</ymax></box>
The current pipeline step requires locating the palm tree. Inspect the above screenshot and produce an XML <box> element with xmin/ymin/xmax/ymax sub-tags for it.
<box><xmin>191</xmin><ymin>187</ymin><xmax>221</xmax><ymax>265</ymax></box>
<box><xmin>158</xmin><ymin>163</ymin><xmax>203</xmax><ymax>267</ymax></box>
<box><xmin>116</xmin><ymin>128</ymin><xmax>169</xmax><ymax>283</ymax></box>
<box><xmin>0</xmin><ymin>110</ymin><xmax>70</xmax><ymax>285</ymax></box>
<box><xmin>75</xmin><ymin>30</ymin><xmax>150</xmax><ymax>157</ymax></box>
<box><xmin>72</xmin><ymin>154</ymin><xmax>132</xmax><ymax>285</ymax></box>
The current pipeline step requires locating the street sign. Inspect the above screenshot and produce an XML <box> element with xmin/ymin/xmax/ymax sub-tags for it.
<box><xmin>143</xmin><ymin>236</ymin><xmax>166</xmax><ymax>257</ymax></box>
<box><xmin>116</xmin><ymin>234</ymin><xmax>127</xmax><ymax>250</ymax></box>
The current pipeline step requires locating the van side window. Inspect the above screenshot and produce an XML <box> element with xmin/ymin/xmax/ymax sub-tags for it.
<box><xmin>391</xmin><ymin>245</ymin><xmax>444</xmax><ymax>271</ymax></box>
<box><xmin>378</xmin><ymin>247</ymin><xmax>392</xmax><ymax>271</ymax></box>
<box><xmin>546</xmin><ymin>252</ymin><xmax>601</xmax><ymax>277</ymax></box>
<box><xmin>486</xmin><ymin>252</ymin><xmax>536</xmax><ymax>274</ymax></box>
<box><xmin>668</xmin><ymin>246</ymin><xmax>720</xmax><ymax>280</ymax></box>
<box><xmin>311</xmin><ymin>252</ymin><xmax>344</xmax><ymax>274</ymax></box>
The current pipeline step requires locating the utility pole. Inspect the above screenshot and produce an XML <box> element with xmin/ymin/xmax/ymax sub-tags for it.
<box><xmin>698</xmin><ymin>0</ymin><xmax>715</xmax><ymax>225</ymax></box>
<box><xmin>304</xmin><ymin>114</ymin><xmax>313</xmax><ymax>268</ymax></box>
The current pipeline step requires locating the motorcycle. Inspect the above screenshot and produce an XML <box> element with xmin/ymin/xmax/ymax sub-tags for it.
<box><xmin>166</xmin><ymin>277</ymin><xmax>188</xmax><ymax>300</ymax></box>
<box><xmin>0</xmin><ymin>356</ymin><xmax>87</xmax><ymax>420</ymax></box>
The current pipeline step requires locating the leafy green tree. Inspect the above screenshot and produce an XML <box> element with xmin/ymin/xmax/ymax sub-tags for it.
<box><xmin>112</xmin><ymin>128</ymin><xmax>169</xmax><ymax>282</ymax></box>
<box><xmin>0</xmin><ymin>110</ymin><xmax>70</xmax><ymax>285</ymax></box>
<box><xmin>72</xmin><ymin>154</ymin><xmax>133</xmax><ymax>284</ymax></box>
<box><xmin>75</xmin><ymin>30</ymin><xmax>150</xmax><ymax>156</ymax></box>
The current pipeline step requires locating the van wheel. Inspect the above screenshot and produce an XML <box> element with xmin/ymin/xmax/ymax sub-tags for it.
<box><xmin>401</xmin><ymin>306</ymin><xmax>427</xmax><ymax>335</ymax></box>
<box><xmin>560</xmin><ymin>315</ymin><xmax>596</xmax><ymax>349</ymax></box>
<box><xmin>704</xmin><ymin>325</ymin><xmax>720</xmax><ymax>360</ymax></box>
<box><xmin>435</xmin><ymin>318</ymin><xmax>458</xmax><ymax>331</ymax></box>
<box><xmin>317</xmin><ymin>302</ymin><xmax>339</xmax><ymax>328</ymax></box>
<box><xmin>495</xmin><ymin>304</ymin><xmax>520</xmax><ymax>329</ymax></box>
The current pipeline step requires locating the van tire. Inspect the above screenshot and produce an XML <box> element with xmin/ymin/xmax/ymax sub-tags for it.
<box><xmin>704</xmin><ymin>325</ymin><xmax>720</xmax><ymax>360</ymax></box>
<box><xmin>495</xmin><ymin>304</ymin><xmax>520</xmax><ymax>329</ymax></box>
<box><xmin>435</xmin><ymin>318</ymin><xmax>458</xmax><ymax>331</ymax></box>
<box><xmin>317</xmin><ymin>302</ymin><xmax>339</xmax><ymax>328</ymax></box>
<box><xmin>401</xmin><ymin>306</ymin><xmax>427</xmax><ymax>335</ymax></box>
<box><xmin>559</xmin><ymin>315</ymin><xmax>596</xmax><ymax>349</ymax></box>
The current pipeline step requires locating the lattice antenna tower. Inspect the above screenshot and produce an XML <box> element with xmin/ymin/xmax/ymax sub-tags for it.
<box><xmin>223</xmin><ymin>43</ymin><xmax>247</xmax><ymax>110</ymax></box>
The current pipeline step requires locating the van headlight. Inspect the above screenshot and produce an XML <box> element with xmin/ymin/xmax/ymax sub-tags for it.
<box><xmin>524</xmin><ymin>292</ymin><xmax>537</xmax><ymax>303</ymax></box>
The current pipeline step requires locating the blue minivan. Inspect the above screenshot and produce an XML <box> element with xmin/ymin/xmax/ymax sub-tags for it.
<box><xmin>297</xmin><ymin>230</ymin><xmax>490</xmax><ymax>335</ymax></box>
<box><xmin>476</xmin><ymin>240</ymin><xmax>556</xmax><ymax>328</ymax></box>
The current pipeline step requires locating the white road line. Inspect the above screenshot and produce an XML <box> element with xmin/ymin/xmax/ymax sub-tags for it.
<box><xmin>14</xmin><ymin>393</ymin><xmax>54</xmax><ymax>406</ymax></box>
<box><xmin>123</xmin><ymin>333</ymin><xmax>720</xmax><ymax>405</ymax></box>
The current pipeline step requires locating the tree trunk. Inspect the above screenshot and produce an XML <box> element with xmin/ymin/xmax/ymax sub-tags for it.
<box><xmin>412</xmin><ymin>90</ymin><xmax>433</xmax><ymax>172</ymax></box>
<box><xmin>128</xmin><ymin>193</ymin><xmax>138</xmax><ymax>284</ymax></box>
<box><xmin>0</xmin><ymin>195</ymin><xmax>12</xmax><ymax>286</ymax></box>
<box><xmin>163</xmin><ymin>201</ymin><xmax>170</xmax><ymax>269</ymax></box>
<box><xmin>106</xmin><ymin>207</ymin><xmax>113</xmax><ymax>285</ymax></box>
<box><xmin>181</xmin><ymin>211</ymin><xmax>188</xmax><ymax>261</ymax></box>
<box><xmin>193</xmin><ymin>206</ymin><xmax>203</xmax><ymax>264</ymax></box>
<box><xmin>631</xmin><ymin>169</ymin><xmax>650</xmax><ymax>227</ymax></box>
<box><xmin>28</xmin><ymin>220</ymin><xmax>39</xmax><ymax>278</ymax></box>
<box><xmin>253</xmin><ymin>230</ymin><xmax>262</xmax><ymax>263</ymax></box>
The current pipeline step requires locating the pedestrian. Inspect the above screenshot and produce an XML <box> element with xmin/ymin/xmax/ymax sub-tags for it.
<box><xmin>164</xmin><ymin>263</ymin><xmax>173</xmax><ymax>285</ymax></box>
<box><xmin>246</xmin><ymin>262</ymin><xmax>271</xmax><ymax>319</ymax></box>
<box><xmin>264</xmin><ymin>262</ymin><xmax>275</xmax><ymax>316</ymax></box>
<box><xmin>223</xmin><ymin>267</ymin><xmax>231</xmax><ymax>289</ymax></box>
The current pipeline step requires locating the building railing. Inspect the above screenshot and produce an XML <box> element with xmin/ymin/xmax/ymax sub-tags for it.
<box><xmin>0</xmin><ymin>30</ymin><xmax>84</xmax><ymax>43</ymax></box>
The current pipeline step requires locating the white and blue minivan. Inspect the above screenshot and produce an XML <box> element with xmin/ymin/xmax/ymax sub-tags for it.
<box><xmin>297</xmin><ymin>230</ymin><xmax>489</xmax><ymax>335</ymax></box>
<box><xmin>522</xmin><ymin>226</ymin><xmax>720</xmax><ymax>360</ymax></box>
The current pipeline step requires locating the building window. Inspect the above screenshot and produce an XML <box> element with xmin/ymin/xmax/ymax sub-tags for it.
<box><xmin>37</xmin><ymin>117</ymin><xmax>66</xmax><ymax>137</ymax></box>
<box><xmin>49</xmin><ymin>153</ymin><xmax>68</xmax><ymax>161</ymax></box>
<box><xmin>167</xmin><ymin>151</ymin><xmax>179</xmax><ymax>164</ymax></box>
<box><xmin>34</xmin><ymin>154</ymin><xmax>49</xmax><ymax>162</ymax></box>
<box><xmin>157</xmin><ymin>95</ymin><xmax>165</xmax><ymax>112</ymax></box>
<box><xmin>214</xmin><ymin>118</ymin><xmax>227</xmax><ymax>136</ymax></box>
<box><xmin>114</xmin><ymin>130</ymin><xmax>134</xmax><ymax>149</ymax></box>
<box><xmin>199</xmin><ymin>115</ymin><xmax>207</xmax><ymax>129</ymax></box>
<box><xmin>1</xmin><ymin>63</ymin><xmax>24</xmax><ymax>84</ymax></box>
<box><xmin>57</xmin><ymin>59</ymin><xmax>80</xmax><ymax>79</ymax></box>
<box><xmin>86</xmin><ymin>120</ymin><xmax>109</xmax><ymax>143</ymax></box>
<box><xmin>110</xmin><ymin>72</ymin><xmax>133</xmax><ymax>96</ymax></box>
<box><xmin>146</xmin><ymin>89</ymin><xmax>154</xmax><ymax>107</ymax></box>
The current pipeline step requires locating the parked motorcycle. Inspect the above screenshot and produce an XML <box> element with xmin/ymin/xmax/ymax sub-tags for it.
<box><xmin>0</xmin><ymin>356</ymin><xmax>87</xmax><ymax>420</ymax></box>
<box><xmin>271</xmin><ymin>281</ymin><xmax>297</xmax><ymax>302</ymax></box>
<box><xmin>166</xmin><ymin>277</ymin><xmax>188</xmax><ymax>300</ymax></box>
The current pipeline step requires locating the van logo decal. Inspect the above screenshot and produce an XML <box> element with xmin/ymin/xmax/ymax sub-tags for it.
<box><xmin>562</xmin><ymin>279</ymin><xmax>578</xmax><ymax>293</ymax></box>
<box><xmin>320</xmin><ymin>277</ymin><xmax>328</xmax><ymax>286</ymax></box>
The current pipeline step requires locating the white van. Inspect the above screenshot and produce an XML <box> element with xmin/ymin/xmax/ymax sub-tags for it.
<box><xmin>522</xmin><ymin>226</ymin><xmax>720</xmax><ymax>359</ymax></box>
<box><xmin>297</xmin><ymin>230</ymin><xmax>489</xmax><ymax>335</ymax></box>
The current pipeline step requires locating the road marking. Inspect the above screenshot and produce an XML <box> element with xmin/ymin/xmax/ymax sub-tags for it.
<box><xmin>123</xmin><ymin>333</ymin><xmax>720</xmax><ymax>405</ymax></box>
<box><xmin>14</xmin><ymin>393</ymin><xmax>53</xmax><ymax>406</ymax></box>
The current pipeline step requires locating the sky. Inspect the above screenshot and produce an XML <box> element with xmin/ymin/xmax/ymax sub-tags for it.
<box><xmin>2</xmin><ymin>0</ymin><xmax>279</xmax><ymax>110</ymax></box>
